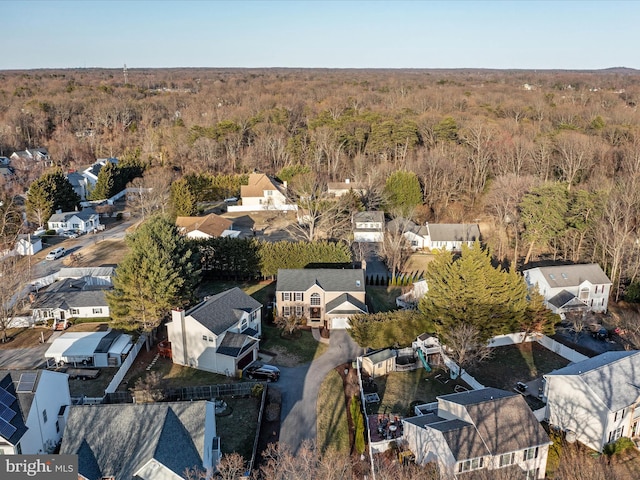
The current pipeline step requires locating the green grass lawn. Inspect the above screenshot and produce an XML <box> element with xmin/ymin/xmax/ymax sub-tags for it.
<box><xmin>68</xmin><ymin>368</ymin><xmax>120</xmax><ymax>397</ymax></box>
<box><xmin>260</xmin><ymin>324</ymin><xmax>328</xmax><ymax>366</ymax></box>
<box><xmin>217</xmin><ymin>396</ymin><xmax>260</xmax><ymax>460</ymax></box>
<box><xmin>467</xmin><ymin>342</ymin><xmax>571</xmax><ymax>391</ymax></box>
<box><xmin>366</xmin><ymin>367</ymin><xmax>469</xmax><ymax>416</ymax></box>
<box><xmin>366</xmin><ymin>286</ymin><xmax>402</xmax><ymax>313</ymax></box>
<box><xmin>317</xmin><ymin>369</ymin><xmax>349</xmax><ymax>455</ymax></box>
<box><xmin>196</xmin><ymin>279</ymin><xmax>276</xmax><ymax>304</ymax></box>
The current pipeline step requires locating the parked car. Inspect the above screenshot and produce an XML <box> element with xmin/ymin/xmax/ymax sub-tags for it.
<box><xmin>46</xmin><ymin>247</ymin><xmax>65</xmax><ymax>260</ymax></box>
<box><xmin>244</xmin><ymin>364</ymin><xmax>280</xmax><ymax>382</ymax></box>
<box><xmin>224</xmin><ymin>197</ymin><xmax>238</xmax><ymax>203</ymax></box>
<box><xmin>60</xmin><ymin>231</ymin><xmax>78</xmax><ymax>238</ymax></box>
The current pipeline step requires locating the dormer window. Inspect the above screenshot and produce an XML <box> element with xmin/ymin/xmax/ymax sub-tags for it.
<box><xmin>240</xmin><ymin>318</ymin><xmax>248</xmax><ymax>332</ymax></box>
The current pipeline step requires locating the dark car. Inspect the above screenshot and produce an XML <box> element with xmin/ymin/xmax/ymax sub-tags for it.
<box><xmin>244</xmin><ymin>364</ymin><xmax>280</xmax><ymax>382</ymax></box>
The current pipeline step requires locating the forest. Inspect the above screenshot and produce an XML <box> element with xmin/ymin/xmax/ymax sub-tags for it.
<box><xmin>1</xmin><ymin>67</ymin><xmax>640</xmax><ymax>297</ymax></box>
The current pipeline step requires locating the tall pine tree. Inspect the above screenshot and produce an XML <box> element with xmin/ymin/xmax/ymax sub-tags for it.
<box><xmin>26</xmin><ymin>169</ymin><xmax>80</xmax><ymax>226</ymax></box>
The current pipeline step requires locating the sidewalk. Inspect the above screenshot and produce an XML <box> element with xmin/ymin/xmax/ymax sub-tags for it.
<box><xmin>311</xmin><ymin>328</ymin><xmax>330</xmax><ymax>345</ymax></box>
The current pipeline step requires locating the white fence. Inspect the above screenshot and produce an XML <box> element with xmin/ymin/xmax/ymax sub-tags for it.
<box><xmin>104</xmin><ymin>334</ymin><xmax>147</xmax><ymax>394</ymax></box>
<box><xmin>536</xmin><ymin>335</ymin><xmax>588</xmax><ymax>363</ymax></box>
<box><xmin>8</xmin><ymin>316</ymin><xmax>34</xmax><ymax>328</ymax></box>
<box><xmin>440</xmin><ymin>351</ymin><xmax>485</xmax><ymax>390</ymax></box>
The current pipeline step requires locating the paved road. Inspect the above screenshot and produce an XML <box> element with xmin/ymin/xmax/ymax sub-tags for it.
<box><xmin>277</xmin><ymin>330</ymin><xmax>363</xmax><ymax>453</ymax></box>
<box><xmin>0</xmin><ymin>345</ymin><xmax>49</xmax><ymax>369</ymax></box>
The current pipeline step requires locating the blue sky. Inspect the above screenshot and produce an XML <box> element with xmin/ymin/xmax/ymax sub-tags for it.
<box><xmin>1</xmin><ymin>1</ymin><xmax>637</xmax><ymax>70</ymax></box>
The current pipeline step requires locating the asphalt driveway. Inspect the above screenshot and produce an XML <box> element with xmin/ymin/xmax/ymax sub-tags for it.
<box><xmin>277</xmin><ymin>330</ymin><xmax>363</xmax><ymax>453</ymax></box>
<box><xmin>0</xmin><ymin>345</ymin><xmax>48</xmax><ymax>369</ymax></box>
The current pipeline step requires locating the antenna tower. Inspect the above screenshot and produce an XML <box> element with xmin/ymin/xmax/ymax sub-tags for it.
<box><xmin>123</xmin><ymin>64</ymin><xmax>128</xmax><ymax>85</ymax></box>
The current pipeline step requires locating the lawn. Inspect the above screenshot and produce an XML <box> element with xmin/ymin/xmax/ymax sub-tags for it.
<box><xmin>0</xmin><ymin>327</ymin><xmax>53</xmax><ymax>348</ymax></box>
<box><xmin>196</xmin><ymin>279</ymin><xmax>275</xmax><ymax>304</ymax></box>
<box><xmin>71</xmin><ymin>238</ymin><xmax>128</xmax><ymax>267</ymax></box>
<box><xmin>217</xmin><ymin>396</ymin><xmax>261</xmax><ymax>460</ymax></box>
<box><xmin>317</xmin><ymin>369</ymin><xmax>349</xmax><ymax>455</ymax></box>
<box><xmin>365</xmin><ymin>367</ymin><xmax>470</xmax><ymax>416</ymax></box>
<box><xmin>68</xmin><ymin>367</ymin><xmax>120</xmax><ymax>397</ymax></box>
<box><xmin>260</xmin><ymin>324</ymin><xmax>328</xmax><ymax>366</ymax></box>
<box><xmin>366</xmin><ymin>286</ymin><xmax>402</xmax><ymax>313</ymax></box>
<box><xmin>467</xmin><ymin>342</ymin><xmax>571</xmax><ymax>391</ymax></box>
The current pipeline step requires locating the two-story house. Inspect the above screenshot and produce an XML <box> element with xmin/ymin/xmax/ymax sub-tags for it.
<box><xmin>275</xmin><ymin>269</ymin><xmax>367</xmax><ymax>330</ymax></box>
<box><xmin>523</xmin><ymin>263</ymin><xmax>612</xmax><ymax>314</ymax></box>
<box><xmin>402</xmin><ymin>388</ymin><xmax>551</xmax><ymax>479</ymax></box>
<box><xmin>327</xmin><ymin>178</ymin><xmax>367</xmax><ymax>197</ymax></box>
<box><xmin>543</xmin><ymin>350</ymin><xmax>640</xmax><ymax>452</ymax></box>
<box><xmin>239</xmin><ymin>173</ymin><xmax>295</xmax><ymax>211</ymax></box>
<box><xmin>47</xmin><ymin>208</ymin><xmax>101</xmax><ymax>234</ymax></box>
<box><xmin>353</xmin><ymin>211</ymin><xmax>385</xmax><ymax>243</ymax></box>
<box><xmin>60</xmin><ymin>400</ymin><xmax>220</xmax><ymax>479</ymax></box>
<box><xmin>166</xmin><ymin>287</ymin><xmax>262</xmax><ymax>376</ymax></box>
<box><xmin>0</xmin><ymin>370</ymin><xmax>71</xmax><ymax>455</ymax></box>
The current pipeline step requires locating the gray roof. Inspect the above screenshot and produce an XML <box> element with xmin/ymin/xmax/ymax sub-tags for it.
<box><xmin>66</xmin><ymin>172</ymin><xmax>86</xmax><ymax>187</ymax></box>
<box><xmin>427</xmin><ymin>223</ymin><xmax>480</xmax><ymax>242</ymax></box>
<box><xmin>276</xmin><ymin>269</ymin><xmax>365</xmax><ymax>293</ymax></box>
<box><xmin>545</xmin><ymin>350</ymin><xmax>640</xmax><ymax>411</ymax></box>
<box><xmin>58</xmin><ymin>267</ymin><xmax>115</xmax><ymax>280</ymax></box>
<box><xmin>364</xmin><ymin>348</ymin><xmax>396</xmax><ymax>365</ymax></box>
<box><xmin>187</xmin><ymin>287</ymin><xmax>261</xmax><ymax>336</ymax></box>
<box><xmin>217</xmin><ymin>332</ymin><xmax>257</xmax><ymax>358</ymax></box>
<box><xmin>31</xmin><ymin>278</ymin><xmax>111</xmax><ymax>310</ymax></box>
<box><xmin>525</xmin><ymin>263</ymin><xmax>612</xmax><ymax>288</ymax></box>
<box><xmin>387</xmin><ymin>218</ymin><xmax>429</xmax><ymax>236</ymax></box>
<box><xmin>48</xmin><ymin>208</ymin><xmax>98</xmax><ymax>223</ymax></box>
<box><xmin>437</xmin><ymin>388</ymin><xmax>550</xmax><ymax>456</ymax></box>
<box><xmin>60</xmin><ymin>402</ymin><xmax>207</xmax><ymax>479</ymax></box>
<box><xmin>353</xmin><ymin>211</ymin><xmax>384</xmax><ymax>224</ymax></box>
<box><xmin>325</xmin><ymin>293</ymin><xmax>368</xmax><ymax>315</ymax></box>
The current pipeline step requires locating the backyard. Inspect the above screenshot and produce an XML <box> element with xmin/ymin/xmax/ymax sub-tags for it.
<box><xmin>317</xmin><ymin>369</ymin><xmax>349</xmax><ymax>455</ymax></box>
<box><xmin>366</xmin><ymin>286</ymin><xmax>402</xmax><ymax>313</ymax></box>
<box><xmin>467</xmin><ymin>342</ymin><xmax>571</xmax><ymax>391</ymax></box>
<box><xmin>217</xmin><ymin>396</ymin><xmax>261</xmax><ymax>461</ymax></box>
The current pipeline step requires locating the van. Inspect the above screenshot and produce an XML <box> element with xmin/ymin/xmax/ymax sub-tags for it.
<box><xmin>46</xmin><ymin>247</ymin><xmax>65</xmax><ymax>260</ymax></box>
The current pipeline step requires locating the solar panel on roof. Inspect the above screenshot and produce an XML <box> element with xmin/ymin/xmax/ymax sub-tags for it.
<box><xmin>16</xmin><ymin>373</ymin><xmax>37</xmax><ymax>393</ymax></box>
<box><xmin>0</xmin><ymin>418</ymin><xmax>16</xmax><ymax>439</ymax></box>
<box><xmin>0</xmin><ymin>404</ymin><xmax>16</xmax><ymax>423</ymax></box>
<box><xmin>0</xmin><ymin>388</ymin><xmax>16</xmax><ymax>408</ymax></box>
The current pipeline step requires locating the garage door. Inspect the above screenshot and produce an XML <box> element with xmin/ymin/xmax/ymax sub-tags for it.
<box><xmin>237</xmin><ymin>350</ymin><xmax>254</xmax><ymax>370</ymax></box>
<box><xmin>331</xmin><ymin>317</ymin><xmax>351</xmax><ymax>329</ymax></box>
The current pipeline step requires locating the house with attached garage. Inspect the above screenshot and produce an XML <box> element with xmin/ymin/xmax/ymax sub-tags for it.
<box><xmin>166</xmin><ymin>287</ymin><xmax>262</xmax><ymax>376</ymax></box>
<box><xmin>237</xmin><ymin>173</ymin><xmax>296</xmax><ymax>211</ymax></box>
<box><xmin>60</xmin><ymin>400</ymin><xmax>220</xmax><ymax>479</ymax></box>
<box><xmin>47</xmin><ymin>208</ymin><xmax>101</xmax><ymax>234</ymax></box>
<box><xmin>387</xmin><ymin>219</ymin><xmax>481</xmax><ymax>251</ymax></box>
<box><xmin>523</xmin><ymin>263</ymin><xmax>612</xmax><ymax>314</ymax></box>
<box><xmin>402</xmin><ymin>388</ymin><xmax>551</xmax><ymax>479</ymax></box>
<box><xmin>543</xmin><ymin>350</ymin><xmax>640</xmax><ymax>453</ymax></box>
<box><xmin>0</xmin><ymin>370</ymin><xmax>71</xmax><ymax>455</ymax></box>
<box><xmin>353</xmin><ymin>211</ymin><xmax>385</xmax><ymax>243</ymax></box>
<box><xmin>176</xmin><ymin>213</ymin><xmax>238</xmax><ymax>239</ymax></box>
<box><xmin>275</xmin><ymin>268</ymin><xmax>367</xmax><ymax>330</ymax></box>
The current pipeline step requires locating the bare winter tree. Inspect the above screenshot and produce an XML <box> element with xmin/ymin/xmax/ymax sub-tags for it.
<box><xmin>380</xmin><ymin>215</ymin><xmax>412</xmax><ymax>281</ymax></box>
<box><xmin>0</xmin><ymin>256</ymin><xmax>30</xmax><ymax>343</ymax></box>
<box><xmin>126</xmin><ymin>167</ymin><xmax>174</xmax><ymax>219</ymax></box>
<box><xmin>440</xmin><ymin>324</ymin><xmax>492</xmax><ymax>378</ymax></box>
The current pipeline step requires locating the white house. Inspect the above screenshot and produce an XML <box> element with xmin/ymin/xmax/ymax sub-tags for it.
<box><xmin>10</xmin><ymin>147</ymin><xmax>50</xmax><ymax>163</ymax></box>
<box><xmin>387</xmin><ymin>219</ymin><xmax>481</xmax><ymax>251</ymax></box>
<box><xmin>543</xmin><ymin>350</ymin><xmax>640</xmax><ymax>452</ymax></box>
<box><xmin>523</xmin><ymin>263</ymin><xmax>612</xmax><ymax>314</ymax></box>
<box><xmin>176</xmin><ymin>213</ymin><xmax>239</xmax><ymax>239</ymax></box>
<box><xmin>237</xmin><ymin>173</ymin><xmax>296</xmax><ymax>211</ymax></box>
<box><xmin>353</xmin><ymin>211</ymin><xmax>385</xmax><ymax>243</ymax></box>
<box><xmin>15</xmin><ymin>234</ymin><xmax>42</xmax><ymax>256</ymax></box>
<box><xmin>0</xmin><ymin>370</ymin><xmax>71</xmax><ymax>455</ymax></box>
<box><xmin>45</xmin><ymin>330</ymin><xmax>133</xmax><ymax>367</ymax></box>
<box><xmin>166</xmin><ymin>287</ymin><xmax>262</xmax><ymax>376</ymax></box>
<box><xmin>60</xmin><ymin>400</ymin><xmax>220</xmax><ymax>479</ymax></box>
<box><xmin>402</xmin><ymin>388</ymin><xmax>551</xmax><ymax>479</ymax></box>
<box><xmin>66</xmin><ymin>171</ymin><xmax>90</xmax><ymax>200</ymax></box>
<box><xmin>47</xmin><ymin>208</ymin><xmax>101</xmax><ymax>234</ymax></box>
<box><xmin>80</xmin><ymin>157</ymin><xmax>118</xmax><ymax>187</ymax></box>
<box><xmin>327</xmin><ymin>179</ymin><xmax>367</xmax><ymax>197</ymax></box>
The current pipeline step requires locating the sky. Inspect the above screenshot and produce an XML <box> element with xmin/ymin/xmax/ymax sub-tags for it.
<box><xmin>1</xmin><ymin>1</ymin><xmax>638</xmax><ymax>70</ymax></box>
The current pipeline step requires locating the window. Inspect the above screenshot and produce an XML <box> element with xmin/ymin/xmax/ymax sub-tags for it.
<box><xmin>250</xmin><ymin>310</ymin><xmax>258</xmax><ymax>322</ymax></box>
<box><xmin>202</xmin><ymin>335</ymin><xmax>208</xmax><ymax>341</ymax></box>
<box><xmin>282</xmin><ymin>292</ymin><xmax>291</xmax><ymax>301</ymax></box>
<box><xmin>71</xmin><ymin>308</ymin><xmax>80</xmax><ymax>315</ymax></box>
<box><xmin>42</xmin><ymin>409</ymin><xmax>48</xmax><ymax>423</ymax></box>
<box><xmin>595</xmin><ymin>285</ymin><xmax>599</xmax><ymax>294</ymax></box>
<box><xmin>56</xmin><ymin>420</ymin><xmax>60</xmax><ymax>433</ymax></box>
<box><xmin>411</xmin><ymin>240</ymin><xmax>418</xmax><ymax>246</ymax></box>
<box><xmin>266</xmin><ymin>190</ymin><xmax>273</xmax><ymax>196</ymax></box>
<box><xmin>499</xmin><ymin>452</ymin><xmax>515</xmax><ymax>467</ymax></box>
<box><xmin>457</xmin><ymin>457</ymin><xmax>484</xmax><ymax>473</ymax></box>
<box><xmin>282</xmin><ymin>306</ymin><xmax>291</xmax><ymax>317</ymax></box>
<box><xmin>310</xmin><ymin>293</ymin><xmax>321</xmax><ymax>306</ymax></box>
<box><xmin>93</xmin><ymin>308</ymin><xmax>103</xmax><ymax>314</ymax></box>
<box><xmin>208</xmin><ymin>337</ymin><xmax>214</xmax><ymax>342</ymax></box>
<box><xmin>524</xmin><ymin>447</ymin><xmax>538</xmax><ymax>460</ymax></box>
<box><xmin>608</xmin><ymin>426</ymin><xmax>624</xmax><ymax>443</ymax></box>
<box><xmin>579</xmin><ymin>287</ymin><xmax>590</xmax><ymax>301</ymax></box>
<box><xmin>614</xmin><ymin>409</ymin><xmax>626</xmax><ymax>422</ymax></box>
<box><xmin>525</xmin><ymin>468</ymin><xmax>539</xmax><ymax>480</ymax></box>
<box><xmin>294</xmin><ymin>292</ymin><xmax>303</xmax><ymax>302</ymax></box>
<box><xmin>295</xmin><ymin>306</ymin><xmax>303</xmax><ymax>317</ymax></box>
<box><xmin>16</xmin><ymin>444</ymin><xmax>21</xmax><ymax>454</ymax></box>
<box><xmin>240</xmin><ymin>318</ymin><xmax>248</xmax><ymax>331</ymax></box>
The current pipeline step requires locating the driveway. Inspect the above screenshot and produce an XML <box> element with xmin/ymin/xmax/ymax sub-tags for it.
<box><xmin>0</xmin><ymin>345</ymin><xmax>48</xmax><ymax>369</ymax></box>
<box><xmin>277</xmin><ymin>330</ymin><xmax>363</xmax><ymax>453</ymax></box>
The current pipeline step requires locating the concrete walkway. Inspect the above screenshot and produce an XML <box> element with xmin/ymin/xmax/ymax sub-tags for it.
<box><xmin>311</xmin><ymin>328</ymin><xmax>330</xmax><ymax>344</ymax></box>
<box><xmin>277</xmin><ymin>330</ymin><xmax>362</xmax><ymax>453</ymax></box>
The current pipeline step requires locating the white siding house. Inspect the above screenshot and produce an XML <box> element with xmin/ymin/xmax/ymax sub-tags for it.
<box><xmin>236</xmin><ymin>173</ymin><xmax>296</xmax><ymax>211</ymax></box>
<box><xmin>167</xmin><ymin>288</ymin><xmax>262</xmax><ymax>376</ymax></box>
<box><xmin>523</xmin><ymin>263</ymin><xmax>612</xmax><ymax>314</ymax></box>
<box><xmin>353</xmin><ymin>211</ymin><xmax>385</xmax><ymax>243</ymax></box>
<box><xmin>543</xmin><ymin>350</ymin><xmax>640</xmax><ymax>452</ymax></box>
<box><xmin>0</xmin><ymin>370</ymin><xmax>71</xmax><ymax>455</ymax></box>
<box><xmin>47</xmin><ymin>209</ymin><xmax>101</xmax><ymax>234</ymax></box>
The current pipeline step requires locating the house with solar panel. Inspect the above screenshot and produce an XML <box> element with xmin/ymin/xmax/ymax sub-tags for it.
<box><xmin>0</xmin><ymin>370</ymin><xmax>71</xmax><ymax>455</ymax></box>
<box><xmin>523</xmin><ymin>263</ymin><xmax>612</xmax><ymax>314</ymax></box>
<box><xmin>166</xmin><ymin>287</ymin><xmax>262</xmax><ymax>376</ymax></box>
<box><xmin>275</xmin><ymin>269</ymin><xmax>367</xmax><ymax>330</ymax></box>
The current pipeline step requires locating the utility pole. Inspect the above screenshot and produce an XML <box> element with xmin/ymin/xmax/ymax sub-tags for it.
<box><xmin>123</xmin><ymin>64</ymin><xmax>128</xmax><ymax>85</ymax></box>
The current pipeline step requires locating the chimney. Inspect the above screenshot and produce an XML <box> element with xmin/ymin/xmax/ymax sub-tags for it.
<box><xmin>345</xmin><ymin>178</ymin><xmax>350</xmax><ymax>184</ymax></box>
<box><xmin>172</xmin><ymin>308</ymin><xmax>188</xmax><ymax>365</ymax></box>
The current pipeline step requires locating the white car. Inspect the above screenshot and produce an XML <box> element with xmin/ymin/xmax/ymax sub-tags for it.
<box><xmin>224</xmin><ymin>197</ymin><xmax>238</xmax><ymax>203</ymax></box>
<box><xmin>61</xmin><ymin>231</ymin><xmax>78</xmax><ymax>238</ymax></box>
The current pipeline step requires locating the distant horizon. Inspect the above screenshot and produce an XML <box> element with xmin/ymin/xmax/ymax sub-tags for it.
<box><xmin>3</xmin><ymin>1</ymin><xmax>639</xmax><ymax>71</ymax></box>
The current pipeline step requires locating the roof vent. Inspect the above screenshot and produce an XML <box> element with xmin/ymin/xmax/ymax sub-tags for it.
<box><xmin>356</xmin><ymin>280</ymin><xmax>361</xmax><ymax>287</ymax></box>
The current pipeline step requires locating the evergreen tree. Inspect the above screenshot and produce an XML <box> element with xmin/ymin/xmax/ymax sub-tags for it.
<box><xmin>26</xmin><ymin>169</ymin><xmax>80</xmax><ymax>225</ymax></box>
<box><xmin>169</xmin><ymin>178</ymin><xmax>198</xmax><ymax>218</ymax></box>
<box><xmin>107</xmin><ymin>215</ymin><xmax>200</xmax><ymax>332</ymax></box>
<box><xmin>418</xmin><ymin>243</ymin><xmax>528</xmax><ymax>341</ymax></box>
<box><xmin>90</xmin><ymin>161</ymin><xmax>117</xmax><ymax>200</ymax></box>
<box><xmin>521</xmin><ymin>289</ymin><xmax>558</xmax><ymax>337</ymax></box>
<box><xmin>383</xmin><ymin>170</ymin><xmax>422</xmax><ymax>218</ymax></box>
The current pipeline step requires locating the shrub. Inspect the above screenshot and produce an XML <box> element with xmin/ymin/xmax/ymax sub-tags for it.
<box><xmin>350</xmin><ymin>395</ymin><xmax>366</xmax><ymax>455</ymax></box>
<box><xmin>603</xmin><ymin>437</ymin><xmax>635</xmax><ymax>456</ymax></box>
<box><xmin>251</xmin><ymin>383</ymin><xmax>264</xmax><ymax>398</ymax></box>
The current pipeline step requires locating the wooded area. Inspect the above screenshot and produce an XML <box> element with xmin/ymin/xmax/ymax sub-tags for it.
<box><xmin>2</xmin><ymin>67</ymin><xmax>640</xmax><ymax>296</ymax></box>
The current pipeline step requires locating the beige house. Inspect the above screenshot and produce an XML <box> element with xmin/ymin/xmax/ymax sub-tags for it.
<box><xmin>275</xmin><ymin>269</ymin><xmax>367</xmax><ymax>329</ymax></box>
<box><xmin>176</xmin><ymin>213</ymin><xmax>238</xmax><ymax>239</ymax></box>
<box><xmin>238</xmin><ymin>173</ymin><xmax>296</xmax><ymax>211</ymax></box>
<box><xmin>327</xmin><ymin>179</ymin><xmax>366</xmax><ymax>197</ymax></box>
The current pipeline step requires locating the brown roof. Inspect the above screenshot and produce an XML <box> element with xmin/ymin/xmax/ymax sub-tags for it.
<box><xmin>175</xmin><ymin>213</ymin><xmax>232</xmax><ymax>238</ymax></box>
<box><xmin>240</xmin><ymin>173</ymin><xmax>285</xmax><ymax>198</ymax></box>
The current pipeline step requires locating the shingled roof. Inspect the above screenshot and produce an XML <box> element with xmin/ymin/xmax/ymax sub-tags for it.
<box><xmin>524</xmin><ymin>263</ymin><xmax>612</xmax><ymax>288</ymax></box>
<box><xmin>240</xmin><ymin>173</ymin><xmax>286</xmax><ymax>198</ymax></box>
<box><xmin>276</xmin><ymin>269</ymin><xmax>365</xmax><ymax>293</ymax></box>
<box><xmin>176</xmin><ymin>213</ymin><xmax>233</xmax><ymax>238</ymax></box>
<box><xmin>186</xmin><ymin>287</ymin><xmax>261</xmax><ymax>335</ymax></box>
<box><xmin>60</xmin><ymin>402</ymin><xmax>209</xmax><ymax>480</ymax></box>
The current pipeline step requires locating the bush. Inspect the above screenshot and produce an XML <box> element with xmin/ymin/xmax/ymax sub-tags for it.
<box><xmin>624</xmin><ymin>282</ymin><xmax>640</xmax><ymax>303</ymax></box>
<box><xmin>603</xmin><ymin>437</ymin><xmax>635</xmax><ymax>456</ymax></box>
<box><xmin>45</xmin><ymin>229</ymin><xmax>56</xmax><ymax>236</ymax></box>
<box><xmin>251</xmin><ymin>383</ymin><xmax>264</xmax><ymax>398</ymax></box>
<box><xmin>350</xmin><ymin>396</ymin><xmax>366</xmax><ymax>455</ymax></box>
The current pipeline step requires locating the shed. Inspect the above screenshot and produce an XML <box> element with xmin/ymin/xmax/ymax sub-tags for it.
<box><xmin>362</xmin><ymin>348</ymin><xmax>397</xmax><ymax>378</ymax></box>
